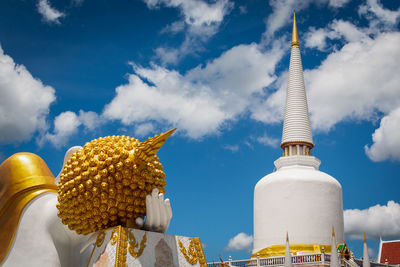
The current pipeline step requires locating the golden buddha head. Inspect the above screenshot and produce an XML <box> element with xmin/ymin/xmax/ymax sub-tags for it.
<box><xmin>56</xmin><ymin>129</ymin><xmax>175</xmax><ymax>235</ymax></box>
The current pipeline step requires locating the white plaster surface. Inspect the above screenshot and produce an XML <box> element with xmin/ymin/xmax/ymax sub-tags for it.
<box><xmin>2</xmin><ymin>193</ymin><xmax>91</xmax><ymax>267</ymax></box>
<box><xmin>253</xmin><ymin>156</ymin><xmax>344</xmax><ymax>254</ymax></box>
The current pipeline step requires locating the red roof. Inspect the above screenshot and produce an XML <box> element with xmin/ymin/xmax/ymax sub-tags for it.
<box><xmin>380</xmin><ymin>241</ymin><xmax>400</xmax><ymax>264</ymax></box>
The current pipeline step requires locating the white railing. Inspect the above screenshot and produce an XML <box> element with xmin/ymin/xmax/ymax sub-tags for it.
<box><xmin>207</xmin><ymin>254</ymin><xmax>400</xmax><ymax>267</ymax></box>
<box><xmin>207</xmin><ymin>253</ymin><xmax>326</xmax><ymax>267</ymax></box>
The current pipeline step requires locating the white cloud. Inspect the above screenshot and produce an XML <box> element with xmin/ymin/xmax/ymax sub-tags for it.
<box><xmin>328</xmin><ymin>0</ymin><xmax>349</xmax><ymax>8</ymax></box>
<box><xmin>154</xmin><ymin>47</ymin><xmax>180</xmax><ymax>66</ymax></box>
<box><xmin>265</xmin><ymin>0</ymin><xmax>315</xmax><ymax>38</ymax></box>
<box><xmin>304</xmin><ymin>27</ymin><xmax>331</xmax><ymax>51</ymax></box>
<box><xmin>264</xmin><ymin>0</ymin><xmax>362</xmax><ymax>41</ymax></box>
<box><xmin>304</xmin><ymin>32</ymin><xmax>400</xmax><ymax>132</ymax></box>
<box><xmin>250</xmin><ymin>71</ymin><xmax>286</xmax><ymax>124</ymax></box>
<box><xmin>0</xmin><ymin>46</ymin><xmax>55</xmax><ymax>144</ymax></box>
<box><xmin>239</xmin><ymin>6</ymin><xmax>247</xmax><ymax>14</ymax></box>
<box><xmin>43</xmin><ymin>111</ymin><xmax>80</xmax><ymax>148</ymax></box>
<box><xmin>78</xmin><ymin>110</ymin><xmax>101</xmax><ymax>131</ymax></box>
<box><xmin>134</xmin><ymin>123</ymin><xmax>155</xmax><ymax>137</ymax></box>
<box><xmin>144</xmin><ymin>0</ymin><xmax>234</xmax><ymax>64</ymax></box>
<box><xmin>144</xmin><ymin>0</ymin><xmax>233</xmax><ymax>30</ymax></box>
<box><xmin>37</xmin><ymin>0</ymin><xmax>65</xmax><ymax>24</ymax></box>
<box><xmin>256</xmin><ymin>134</ymin><xmax>279</xmax><ymax>147</ymax></box>
<box><xmin>329</xmin><ymin>20</ymin><xmax>368</xmax><ymax>43</ymax></box>
<box><xmin>300</xmin><ymin>5</ymin><xmax>400</xmax><ymax>162</ymax></box>
<box><xmin>223</xmin><ymin>144</ymin><xmax>239</xmax><ymax>153</ymax></box>
<box><xmin>359</xmin><ymin>0</ymin><xmax>400</xmax><ymax>28</ymax></box>
<box><xmin>160</xmin><ymin>21</ymin><xmax>185</xmax><ymax>35</ymax></box>
<box><xmin>103</xmin><ymin>42</ymin><xmax>283</xmax><ymax>139</ymax></box>
<box><xmin>365</xmin><ymin>107</ymin><xmax>400</xmax><ymax>162</ymax></box>
<box><xmin>225</xmin><ymin>232</ymin><xmax>253</xmax><ymax>251</ymax></box>
<box><xmin>305</xmin><ymin>19</ymin><xmax>368</xmax><ymax>51</ymax></box>
<box><xmin>42</xmin><ymin>110</ymin><xmax>102</xmax><ymax>148</ymax></box>
<box><xmin>344</xmin><ymin>201</ymin><xmax>400</xmax><ymax>240</ymax></box>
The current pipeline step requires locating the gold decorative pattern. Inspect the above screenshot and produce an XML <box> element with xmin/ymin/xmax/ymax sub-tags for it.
<box><xmin>0</xmin><ymin>153</ymin><xmax>58</xmax><ymax>264</ymax></box>
<box><xmin>127</xmin><ymin>230</ymin><xmax>147</xmax><ymax>258</ymax></box>
<box><xmin>251</xmin><ymin>244</ymin><xmax>332</xmax><ymax>258</ymax></box>
<box><xmin>112</xmin><ymin>226</ymin><xmax>128</xmax><ymax>267</ymax></box>
<box><xmin>110</xmin><ymin>229</ymin><xmax>118</xmax><ymax>245</ymax></box>
<box><xmin>178</xmin><ymin>238</ymin><xmax>207</xmax><ymax>267</ymax></box>
<box><xmin>57</xmin><ymin>129</ymin><xmax>176</xmax><ymax>235</ymax></box>
<box><xmin>96</xmin><ymin>231</ymin><xmax>106</xmax><ymax>247</ymax></box>
<box><xmin>193</xmin><ymin>238</ymin><xmax>207</xmax><ymax>267</ymax></box>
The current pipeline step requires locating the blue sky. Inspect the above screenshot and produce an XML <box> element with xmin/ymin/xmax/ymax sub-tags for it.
<box><xmin>1</xmin><ymin>0</ymin><xmax>400</xmax><ymax>261</ymax></box>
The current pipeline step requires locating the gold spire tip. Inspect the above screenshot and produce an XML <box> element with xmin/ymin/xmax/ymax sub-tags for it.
<box><xmin>332</xmin><ymin>226</ymin><xmax>335</xmax><ymax>237</ymax></box>
<box><xmin>286</xmin><ymin>232</ymin><xmax>289</xmax><ymax>242</ymax></box>
<box><xmin>364</xmin><ymin>233</ymin><xmax>366</xmax><ymax>243</ymax></box>
<box><xmin>292</xmin><ymin>11</ymin><xmax>299</xmax><ymax>48</ymax></box>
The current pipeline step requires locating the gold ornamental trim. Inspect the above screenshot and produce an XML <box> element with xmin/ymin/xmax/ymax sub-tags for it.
<box><xmin>178</xmin><ymin>237</ymin><xmax>207</xmax><ymax>267</ymax></box>
<box><xmin>110</xmin><ymin>228</ymin><xmax>118</xmax><ymax>245</ymax></box>
<box><xmin>96</xmin><ymin>231</ymin><xmax>106</xmax><ymax>247</ymax></box>
<box><xmin>128</xmin><ymin>230</ymin><xmax>147</xmax><ymax>258</ymax></box>
<box><xmin>251</xmin><ymin>244</ymin><xmax>332</xmax><ymax>258</ymax></box>
<box><xmin>115</xmin><ymin>226</ymin><xmax>128</xmax><ymax>267</ymax></box>
<box><xmin>108</xmin><ymin>226</ymin><xmax>148</xmax><ymax>267</ymax></box>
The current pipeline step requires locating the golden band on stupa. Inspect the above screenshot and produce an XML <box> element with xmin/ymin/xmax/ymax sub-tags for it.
<box><xmin>56</xmin><ymin>128</ymin><xmax>176</xmax><ymax>235</ymax></box>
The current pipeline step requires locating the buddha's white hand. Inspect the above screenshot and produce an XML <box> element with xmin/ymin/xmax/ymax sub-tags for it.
<box><xmin>135</xmin><ymin>188</ymin><xmax>172</xmax><ymax>233</ymax></box>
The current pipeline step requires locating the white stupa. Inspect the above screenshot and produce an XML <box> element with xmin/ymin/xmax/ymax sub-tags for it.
<box><xmin>253</xmin><ymin>12</ymin><xmax>344</xmax><ymax>257</ymax></box>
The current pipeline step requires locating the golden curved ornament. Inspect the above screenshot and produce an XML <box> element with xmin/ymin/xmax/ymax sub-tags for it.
<box><xmin>96</xmin><ymin>231</ymin><xmax>106</xmax><ymax>247</ymax></box>
<box><xmin>178</xmin><ymin>238</ymin><xmax>207</xmax><ymax>267</ymax></box>
<box><xmin>110</xmin><ymin>229</ymin><xmax>118</xmax><ymax>245</ymax></box>
<box><xmin>135</xmin><ymin>128</ymin><xmax>176</xmax><ymax>162</ymax></box>
<box><xmin>0</xmin><ymin>153</ymin><xmax>58</xmax><ymax>264</ymax></box>
<box><xmin>127</xmin><ymin>230</ymin><xmax>147</xmax><ymax>258</ymax></box>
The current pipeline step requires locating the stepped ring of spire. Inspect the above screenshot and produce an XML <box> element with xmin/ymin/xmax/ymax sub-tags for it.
<box><xmin>281</xmin><ymin>11</ymin><xmax>314</xmax><ymax>156</ymax></box>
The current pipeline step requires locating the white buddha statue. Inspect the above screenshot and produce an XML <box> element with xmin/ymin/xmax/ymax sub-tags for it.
<box><xmin>0</xmin><ymin>130</ymin><xmax>175</xmax><ymax>266</ymax></box>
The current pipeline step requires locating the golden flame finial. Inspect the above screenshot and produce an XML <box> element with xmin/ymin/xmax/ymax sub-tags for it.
<box><xmin>135</xmin><ymin>128</ymin><xmax>177</xmax><ymax>161</ymax></box>
<box><xmin>292</xmin><ymin>11</ymin><xmax>299</xmax><ymax>48</ymax></box>
<box><xmin>286</xmin><ymin>232</ymin><xmax>289</xmax><ymax>242</ymax></box>
<box><xmin>364</xmin><ymin>233</ymin><xmax>366</xmax><ymax>243</ymax></box>
<box><xmin>332</xmin><ymin>226</ymin><xmax>335</xmax><ymax>237</ymax></box>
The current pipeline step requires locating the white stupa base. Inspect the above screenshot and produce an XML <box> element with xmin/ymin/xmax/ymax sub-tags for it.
<box><xmin>253</xmin><ymin>156</ymin><xmax>344</xmax><ymax>256</ymax></box>
<box><xmin>87</xmin><ymin>226</ymin><xmax>207</xmax><ymax>267</ymax></box>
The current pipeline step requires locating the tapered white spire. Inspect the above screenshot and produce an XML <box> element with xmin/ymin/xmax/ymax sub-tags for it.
<box><xmin>285</xmin><ymin>233</ymin><xmax>292</xmax><ymax>267</ymax></box>
<box><xmin>363</xmin><ymin>234</ymin><xmax>371</xmax><ymax>267</ymax></box>
<box><xmin>281</xmin><ymin>12</ymin><xmax>314</xmax><ymax>156</ymax></box>
<box><xmin>330</xmin><ymin>227</ymin><xmax>340</xmax><ymax>267</ymax></box>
